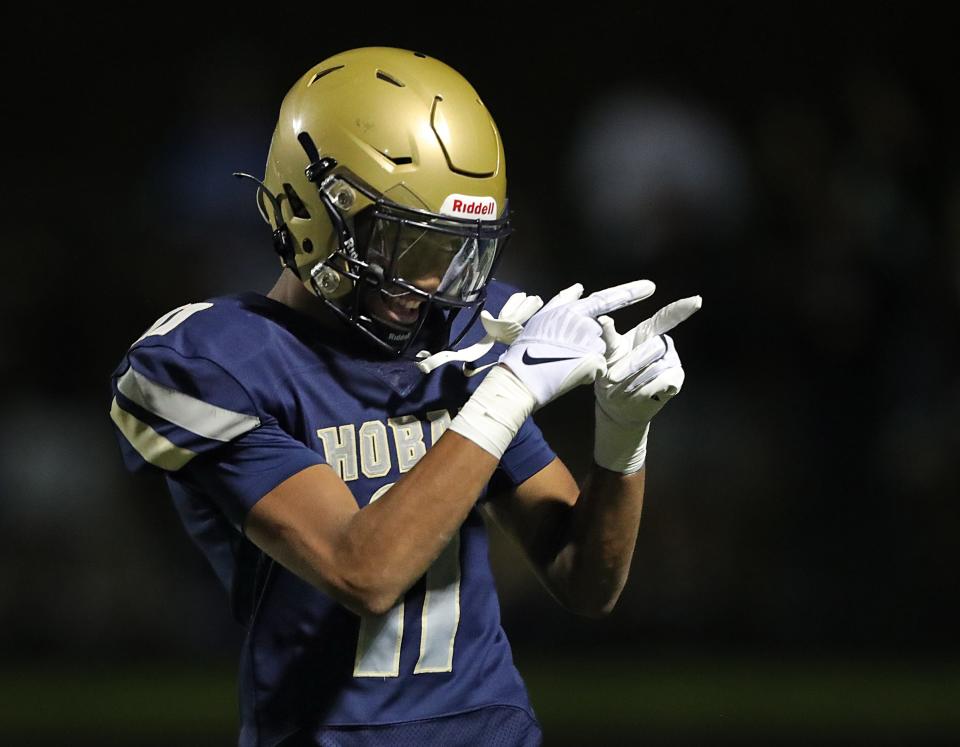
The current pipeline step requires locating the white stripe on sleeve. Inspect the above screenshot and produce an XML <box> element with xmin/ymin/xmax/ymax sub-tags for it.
<box><xmin>117</xmin><ymin>366</ymin><xmax>260</xmax><ymax>442</ymax></box>
<box><xmin>110</xmin><ymin>398</ymin><xmax>197</xmax><ymax>471</ymax></box>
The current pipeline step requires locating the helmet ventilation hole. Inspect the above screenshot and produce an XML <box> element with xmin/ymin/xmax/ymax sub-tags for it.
<box><xmin>297</xmin><ymin>132</ymin><xmax>321</xmax><ymax>164</ymax></box>
<box><xmin>376</xmin><ymin>70</ymin><xmax>405</xmax><ymax>88</ymax></box>
<box><xmin>302</xmin><ymin>238</ymin><xmax>314</xmax><ymax>253</ymax></box>
<box><xmin>376</xmin><ymin>150</ymin><xmax>413</xmax><ymax>166</ymax></box>
<box><xmin>308</xmin><ymin>66</ymin><xmax>344</xmax><ymax>86</ymax></box>
<box><xmin>282</xmin><ymin>183</ymin><xmax>311</xmax><ymax>219</ymax></box>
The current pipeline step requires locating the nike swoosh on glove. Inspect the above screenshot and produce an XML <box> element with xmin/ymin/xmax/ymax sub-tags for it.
<box><xmin>499</xmin><ymin>280</ymin><xmax>656</xmax><ymax>409</ymax></box>
<box><xmin>594</xmin><ymin>294</ymin><xmax>701</xmax><ymax>473</ymax></box>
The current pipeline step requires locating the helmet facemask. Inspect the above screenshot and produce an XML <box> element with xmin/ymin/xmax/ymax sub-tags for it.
<box><xmin>304</xmin><ymin>163</ymin><xmax>512</xmax><ymax>358</ymax></box>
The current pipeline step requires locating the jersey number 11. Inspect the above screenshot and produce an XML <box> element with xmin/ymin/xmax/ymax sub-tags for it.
<box><xmin>353</xmin><ymin>482</ymin><xmax>461</xmax><ymax>676</ymax></box>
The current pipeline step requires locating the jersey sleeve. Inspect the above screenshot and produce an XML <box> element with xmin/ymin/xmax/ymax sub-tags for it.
<box><xmin>169</xmin><ymin>422</ymin><xmax>326</xmax><ymax>530</ymax></box>
<box><xmin>492</xmin><ymin>415</ymin><xmax>556</xmax><ymax>489</ymax></box>
<box><xmin>110</xmin><ymin>343</ymin><xmax>325</xmax><ymax>527</ymax></box>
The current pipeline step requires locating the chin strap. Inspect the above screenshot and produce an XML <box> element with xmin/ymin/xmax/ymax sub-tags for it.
<box><xmin>416</xmin><ymin>292</ymin><xmax>543</xmax><ymax>374</ymax></box>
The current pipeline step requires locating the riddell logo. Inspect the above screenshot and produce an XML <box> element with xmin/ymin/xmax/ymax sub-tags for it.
<box><xmin>440</xmin><ymin>194</ymin><xmax>498</xmax><ymax>221</ymax></box>
<box><xmin>452</xmin><ymin>199</ymin><xmax>493</xmax><ymax>215</ymax></box>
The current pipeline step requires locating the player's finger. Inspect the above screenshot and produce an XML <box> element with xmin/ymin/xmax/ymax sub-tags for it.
<box><xmin>632</xmin><ymin>295</ymin><xmax>702</xmax><ymax>344</ymax></box>
<box><xmin>514</xmin><ymin>294</ymin><xmax>543</xmax><ymax>323</ymax></box>
<box><xmin>597</xmin><ymin>315</ymin><xmax>619</xmax><ymax>355</ymax></box>
<box><xmin>481</xmin><ymin>314</ymin><xmax>522</xmax><ymax>337</ymax></box>
<box><xmin>573</xmin><ymin>279</ymin><xmax>656</xmax><ymax>318</ymax></box>
<box><xmin>499</xmin><ymin>292</ymin><xmax>527</xmax><ymax>319</ymax></box>
<box><xmin>541</xmin><ymin>283</ymin><xmax>584</xmax><ymax>311</ymax></box>
<box><xmin>637</xmin><ymin>366</ymin><xmax>685</xmax><ymax>400</ymax></box>
<box><xmin>610</xmin><ymin>334</ymin><xmax>669</xmax><ymax>383</ymax></box>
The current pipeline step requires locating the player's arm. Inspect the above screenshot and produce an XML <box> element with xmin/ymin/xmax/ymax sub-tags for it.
<box><xmin>246</xmin><ymin>431</ymin><xmax>498</xmax><ymax>617</ymax></box>
<box><xmin>111</xmin><ymin>338</ymin><xmax>502</xmax><ymax>619</ymax></box>
<box><xmin>483</xmin><ymin>457</ymin><xmax>645</xmax><ymax>618</ymax></box>
<box><xmin>245</xmin><ymin>281</ymin><xmax>656</xmax><ymax>618</ymax></box>
<box><xmin>484</xmin><ymin>295</ymin><xmax>701</xmax><ymax>618</ymax></box>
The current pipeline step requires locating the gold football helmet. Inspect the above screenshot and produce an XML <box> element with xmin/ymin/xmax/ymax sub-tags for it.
<box><xmin>248</xmin><ymin>47</ymin><xmax>511</xmax><ymax>355</ymax></box>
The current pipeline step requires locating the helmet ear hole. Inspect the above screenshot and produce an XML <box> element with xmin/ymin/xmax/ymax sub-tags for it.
<box><xmin>282</xmin><ymin>184</ymin><xmax>311</xmax><ymax>219</ymax></box>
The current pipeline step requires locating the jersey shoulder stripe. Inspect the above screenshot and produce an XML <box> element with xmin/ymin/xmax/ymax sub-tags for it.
<box><xmin>109</xmin><ymin>297</ymin><xmax>270</xmax><ymax>475</ymax></box>
<box><xmin>109</xmin><ymin>396</ymin><xmax>198</xmax><ymax>471</ymax></box>
<box><xmin>116</xmin><ymin>364</ymin><xmax>260</xmax><ymax>442</ymax></box>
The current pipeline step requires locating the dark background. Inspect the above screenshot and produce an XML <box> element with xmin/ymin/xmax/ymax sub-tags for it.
<box><xmin>2</xmin><ymin>6</ymin><xmax>958</xmax><ymax>745</ymax></box>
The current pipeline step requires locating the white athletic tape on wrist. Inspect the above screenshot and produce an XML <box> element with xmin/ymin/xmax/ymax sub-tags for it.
<box><xmin>593</xmin><ymin>403</ymin><xmax>649</xmax><ymax>474</ymax></box>
<box><xmin>448</xmin><ymin>365</ymin><xmax>537</xmax><ymax>459</ymax></box>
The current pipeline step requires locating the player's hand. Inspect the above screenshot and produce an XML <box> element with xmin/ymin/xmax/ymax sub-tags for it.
<box><xmin>593</xmin><ymin>295</ymin><xmax>701</xmax><ymax>473</ymax></box>
<box><xmin>478</xmin><ymin>291</ymin><xmax>544</xmax><ymax>343</ymax></box>
<box><xmin>498</xmin><ymin>280</ymin><xmax>656</xmax><ymax>409</ymax></box>
<box><xmin>416</xmin><ymin>291</ymin><xmax>543</xmax><ymax>374</ymax></box>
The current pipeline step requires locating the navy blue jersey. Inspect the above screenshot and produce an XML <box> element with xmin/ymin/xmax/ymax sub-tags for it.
<box><xmin>109</xmin><ymin>281</ymin><xmax>554</xmax><ymax>746</ymax></box>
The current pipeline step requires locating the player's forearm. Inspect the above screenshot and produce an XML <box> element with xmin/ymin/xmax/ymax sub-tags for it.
<box><xmin>548</xmin><ymin>288</ymin><xmax>695</xmax><ymax>615</ymax></box>
<box><xmin>350</xmin><ymin>364</ymin><xmax>535</xmax><ymax>609</ymax></box>
<box><xmin>545</xmin><ymin>466</ymin><xmax>646</xmax><ymax>618</ymax></box>
<box><xmin>335</xmin><ymin>431</ymin><xmax>499</xmax><ymax>614</ymax></box>
<box><xmin>247</xmin><ymin>433</ymin><xmax>498</xmax><ymax>618</ymax></box>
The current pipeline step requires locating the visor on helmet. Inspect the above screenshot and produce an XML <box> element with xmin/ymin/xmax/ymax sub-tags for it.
<box><xmin>367</xmin><ymin>213</ymin><xmax>502</xmax><ymax>305</ymax></box>
<box><xmin>304</xmin><ymin>165</ymin><xmax>512</xmax><ymax>357</ymax></box>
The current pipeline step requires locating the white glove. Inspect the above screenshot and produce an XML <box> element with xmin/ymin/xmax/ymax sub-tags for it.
<box><xmin>499</xmin><ymin>280</ymin><xmax>656</xmax><ymax>407</ymax></box>
<box><xmin>416</xmin><ymin>291</ymin><xmax>543</xmax><ymax>374</ymax></box>
<box><xmin>448</xmin><ymin>280</ymin><xmax>656</xmax><ymax>459</ymax></box>
<box><xmin>594</xmin><ymin>294</ymin><xmax>702</xmax><ymax>473</ymax></box>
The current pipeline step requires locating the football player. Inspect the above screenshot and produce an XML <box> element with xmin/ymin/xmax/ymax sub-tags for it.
<box><xmin>109</xmin><ymin>47</ymin><xmax>700</xmax><ymax>746</ymax></box>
